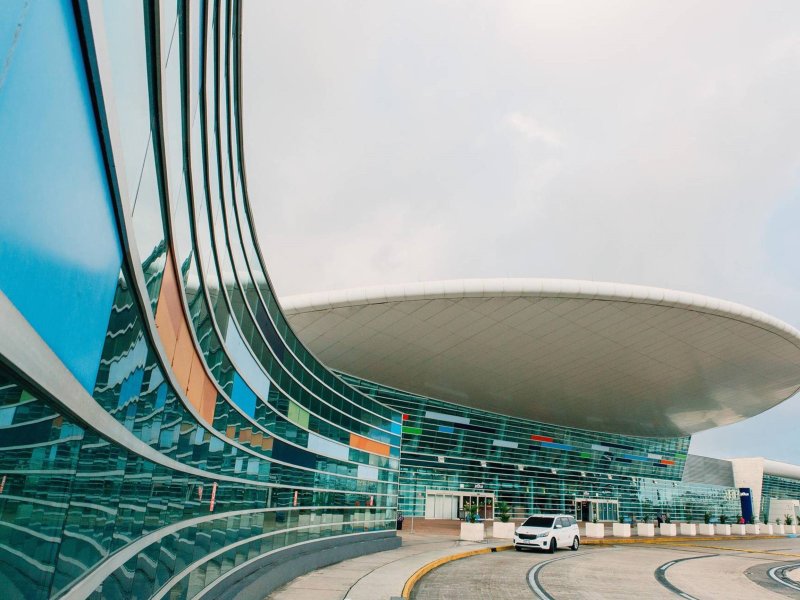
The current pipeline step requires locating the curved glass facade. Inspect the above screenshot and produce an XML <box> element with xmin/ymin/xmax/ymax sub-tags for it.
<box><xmin>0</xmin><ymin>1</ymin><xmax>400</xmax><ymax>598</ymax></box>
<box><xmin>344</xmin><ymin>374</ymin><xmax>741</xmax><ymax>524</ymax></box>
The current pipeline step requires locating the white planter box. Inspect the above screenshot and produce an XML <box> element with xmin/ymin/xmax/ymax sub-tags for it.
<box><xmin>659</xmin><ymin>523</ymin><xmax>677</xmax><ymax>536</ymax></box>
<box><xmin>612</xmin><ymin>523</ymin><xmax>631</xmax><ymax>537</ymax></box>
<box><xmin>762</xmin><ymin>524</ymin><xmax>774</xmax><ymax>535</ymax></box>
<box><xmin>698</xmin><ymin>524</ymin><xmax>714</xmax><ymax>536</ymax></box>
<box><xmin>732</xmin><ymin>524</ymin><xmax>747</xmax><ymax>535</ymax></box>
<box><xmin>787</xmin><ymin>525</ymin><xmax>797</xmax><ymax>534</ymax></box>
<box><xmin>745</xmin><ymin>524</ymin><xmax>760</xmax><ymax>534</ymax></box>
<box><xmin>716</xmin><ymin>524</ymin><xmax>731</xmax><ymax>535</ymax></box>
<box><xmin>491</xmin><ymin>521</ymin><xmax>516</xmax><ymax>539</ymax></box>
<box><xmin>585</xmin><ymin>522</ymin><xmax>605</xmax><ymax>538</ymax></box>
<box><xmin>680</xmin><ymin>523</ymin><xmax>697</xmax><ymax>536</ymax></box>
<box><xmin>637</xmin><ymin>523</ymin><xmax>655</xmax><ymax>537</ymax></box>
<box><xmin>775</xmin><ymin>525</ymin><xmax>785</xmax><ymax>535</ymax></box>
<box><xmin>460</xmin><ymin>522</ymin><xmax>485</xmax><ymax>542</ymax></box>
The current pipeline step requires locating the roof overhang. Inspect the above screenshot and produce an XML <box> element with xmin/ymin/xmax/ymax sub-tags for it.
<box><xmin>281</xmin><ymin>279</ymin><xmax>800</xmax><ymax>437</ymax></box>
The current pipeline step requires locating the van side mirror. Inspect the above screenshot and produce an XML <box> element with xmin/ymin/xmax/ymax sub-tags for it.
<box><xmin>554</xmin><ymin>524</ymin><xmax>562</xmax><ymax>529</ymax></box>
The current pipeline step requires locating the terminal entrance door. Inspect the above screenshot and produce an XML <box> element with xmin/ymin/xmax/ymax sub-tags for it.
<box><xmin>425</xmin><ymin>493</ymin><xmax>459</xmax><ymax>519</ymax></box>
<box><xmin>425</xmin><ymin>490</ymin><xmax>495</xmax><ymax>520</ymax></box>
<box><xmin>574</xmin><ymin>498</ymin><xmax>619</xmax><ymax>522</ymax></box>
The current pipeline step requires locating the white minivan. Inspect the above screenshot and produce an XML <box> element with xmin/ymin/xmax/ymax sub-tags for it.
<box><xmin>514</xmin><ymin>514</ymin><xmax>580</xmax><ymax>553</ymax></box>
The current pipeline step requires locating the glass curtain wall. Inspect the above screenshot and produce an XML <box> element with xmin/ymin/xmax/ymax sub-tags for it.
<box><xmin>344</xmin><ymin>373</ymin><xmax>740</xmax><ymax>523</ymax></box>
<box><xmin>0</xmin><ymin>1</ymin><xmax>400</xmax><ymax>598</ymax></box>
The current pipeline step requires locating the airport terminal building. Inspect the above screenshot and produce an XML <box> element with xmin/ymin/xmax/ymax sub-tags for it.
<box><xmin>282</xmin><ymin>282</ymin><xmax>800</xmax><ymax>527</ymax></box>
<box><xmin>2</xmin><ymin>2</ymin><xmax>800</xmax><ymax>600</ymax></box>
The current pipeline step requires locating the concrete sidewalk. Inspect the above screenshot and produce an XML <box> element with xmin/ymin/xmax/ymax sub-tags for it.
<box><xmin>267</xmin><ymin>531</ymin><xmax>508</xmax><ymax>600</ymax></box>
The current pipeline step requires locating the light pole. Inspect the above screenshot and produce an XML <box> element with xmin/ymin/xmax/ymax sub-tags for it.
<box><xmin>410</xmin><ymin>472</ymin><xmax>416</xmax><ymax>534</ymax></box>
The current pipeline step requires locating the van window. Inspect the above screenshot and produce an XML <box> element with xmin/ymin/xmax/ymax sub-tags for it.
<box><xmin>522</xmin><ymin>516</ymin><xmax>554</xmax><ymax>527</ymax></box>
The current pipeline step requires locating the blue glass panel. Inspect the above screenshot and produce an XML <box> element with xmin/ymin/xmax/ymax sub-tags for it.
<box><xmin>622</xmin><ymin>454</ymin><xmax>651</xmax><ymax>462</ymax></box>
<box><xmin>0</xmin><ymin>0</ymin><xmax>122</xmax><ymax>391</ymax></box>
<box><xmin>541</xmin><ymin>442</ymin><xmax>573</xmax><ymax>451</ymax></box>
<box><xmin>231</xmin><ymin>372</ymin><xmax>256</xmax><ymax>417</ymax></box>
<box><xmin>223</xmin><ymin>320</ymin><xmax>271</xmax><ymax>400</ymax></box>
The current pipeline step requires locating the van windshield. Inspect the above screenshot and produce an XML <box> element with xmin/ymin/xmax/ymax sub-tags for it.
<box><xmin>522</xmin><ymin>516</ymin><xmax>554</xmax><ymax>527</ymax></box>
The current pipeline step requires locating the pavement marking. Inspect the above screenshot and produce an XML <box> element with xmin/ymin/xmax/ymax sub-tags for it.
<box><xmin>669</xmin><ymin>543</ymin><xmax>800</xmax><ymax>559</ymax></box>
<box><xmin>526</xmin><ymin>552</ymin><xmax>587</xmax><ymax>599</ymax></box>
<box><xmin>767</xmin><ymin>562</ymin><xmax>800</xmax><ymax>593</ymax></box>
<box><xmin>653</xmin><ymin>554</ymin><xmax>717</xmax><ymax>600</ymax></box>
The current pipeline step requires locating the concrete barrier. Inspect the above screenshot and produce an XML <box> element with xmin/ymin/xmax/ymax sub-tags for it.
<box><xmin>637</xmin><ymin>523</ymin><xmax>655</xmax><ymax>537</ymax></box>
<box><xmin>698</xmin><ymin>524</ymin><xmax>714</xmax><ymax>536</ymax></box>
<box><xmin>585</xmin><ymin>522</ymin><xmax>605</xmax><ymax>538</ymax></box>
<box><xmin>612</xmin><ymin>523</ymin><xmax>631</xmax><ymax>537</ymax></box>
<box><xmin>659</xmin><ymin>523</ymin><xmax>677</xmax><ymax>536</ymax></box>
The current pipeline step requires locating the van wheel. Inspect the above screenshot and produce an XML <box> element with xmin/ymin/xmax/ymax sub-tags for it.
<box><xmin>548</xmin><ymin>538</ymin><xmax>556</xmax><ymax>553</ymax></box>
<box><xmin>515</xmin><ymin>545</ymin><xmax>522</xmax><ymax>552</ymax></box>
<box><xmin>571</xmin><ymin>536</ymin><xmax>580</xmax><ymax>551</ymax></box>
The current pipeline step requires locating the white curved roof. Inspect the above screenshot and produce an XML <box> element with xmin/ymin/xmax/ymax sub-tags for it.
<box><xmin>281</xmin><ymin>278</ymin><xmax>800</xmax><ymax>437</ymax></box>
<box><xmin>764</xmin><ymin>459</ymin><xmax>800</xmax><ymax>481</ymax></box>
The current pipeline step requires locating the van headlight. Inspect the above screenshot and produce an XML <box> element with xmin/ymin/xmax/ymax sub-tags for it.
<box><xmin>536</xmin><ymin>532</ymin><xmax>548</xmax><ymax>538</ymax></box>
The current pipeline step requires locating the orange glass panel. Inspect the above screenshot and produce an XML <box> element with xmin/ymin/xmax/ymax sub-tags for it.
<box><xmin>154</xmin><ymin>292</ymin><xmax>178</xmax><ymax>360</ymax></box>
<box><xmin>159</xmin><ymin>252</ymin><xmax>184</xmax><ymax>334</ymax></box>
<box><xmin>172</xmin><ymin>322</ymin><xmax>193</xmax><ymax>389</ymax></box>
<box><xmin>200</xmin><ymin>377</ymin><xmax>217</xmax><ymax>423</ymax></box>
<box><xmin>186</xmin><ymin>355</ymin><xmax>203</xmax><ymax>398</ymax></box>
<box><xmin>349</xmin><ymin>433</ymin><xmax>390</xmax><ymax>457</ymax></box>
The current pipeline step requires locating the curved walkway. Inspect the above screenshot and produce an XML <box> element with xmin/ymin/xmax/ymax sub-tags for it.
<box><xmin>267</xmin><ymin>531</ymin><xmax>510</xmax><ymax>600</ymax></box>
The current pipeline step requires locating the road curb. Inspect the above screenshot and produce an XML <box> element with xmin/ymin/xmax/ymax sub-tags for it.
<box><xmin>401</xmin><ymin>544</ymin><xmax>513</xmax><ymax>599</ymax></box>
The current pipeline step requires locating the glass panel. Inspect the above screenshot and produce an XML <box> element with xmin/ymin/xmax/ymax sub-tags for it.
<box><xmin>0</xmin><ymin>0</ymin><xmax>122</xmax><ymax>391</ymax></box>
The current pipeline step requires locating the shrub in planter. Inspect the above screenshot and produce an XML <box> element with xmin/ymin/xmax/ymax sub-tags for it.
<box><xmin>464</xmin><ymin>502</ymin><xmax>479</xmax><ymax>524</ymax></box>
<box><xmin>719</xmin><ymin>514</ymin><xmax>727</xmax><ymax>524</ymax></box>
<box><xmin>785</xmin><ymin>515</ymin><xmax>794</xmax><ymax>526</ymax></box>
<box><xmin>703</xmin><ymin>512</ymin><xmax>711</xmax><ymax>524</ymax></box>
<box><xmin>495</xmin><ymin>501</ymin><xmax>512</xmax><ymax>523</ymax></box>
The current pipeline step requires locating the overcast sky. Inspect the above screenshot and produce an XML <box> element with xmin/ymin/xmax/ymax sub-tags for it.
<box><xmin>242</xmin><ymin>1</ymin><xmax>800</xmax><ymax>462</ymax></box>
